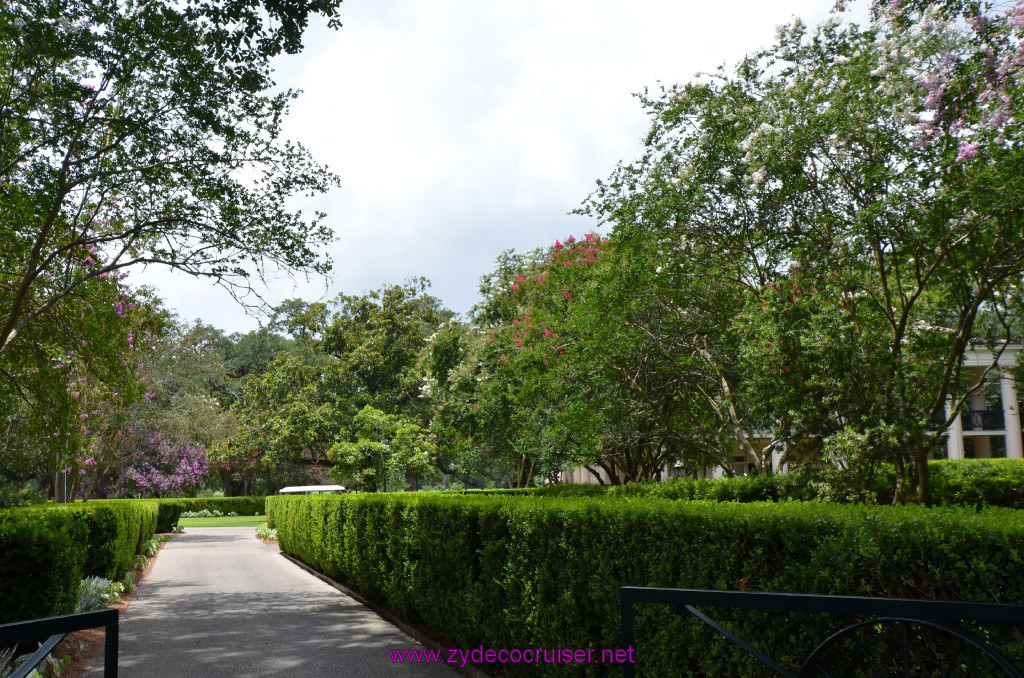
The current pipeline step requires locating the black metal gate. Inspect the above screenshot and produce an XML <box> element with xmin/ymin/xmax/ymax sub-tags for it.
<box><xmin>0</xmin><ymin>609</ymin><xmax>118</xmax><ymax>678</ymax></box>
<box><xmin>620</xmin><ymin>587</ymin><xmax>1024</xmax><ymax>677</ymax></box>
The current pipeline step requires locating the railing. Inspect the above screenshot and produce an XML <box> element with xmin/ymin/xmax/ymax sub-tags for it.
<box><xmin>0</xmin><ymin>609</ymin><xmax>118</xmax><ymax>678</ymax></box>
<box><xmin>931</xmin><ymin>409</ymin><xmax>1005</xmax><ymax>430</ymax></box>
<box><xmin>966</xmin><ymin>409</ymin><xmax>1005</xmax><ymax>430</ymax></box>
<box><xmin>620</xmin><ymin>587</ymin><xmax>1024</xmax><ymax>678</ymax></box>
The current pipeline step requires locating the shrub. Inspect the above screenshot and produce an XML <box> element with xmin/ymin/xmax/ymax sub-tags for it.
<box><xmin>268</xmin><ymin>493</ymin><xmax>1024</xmax><ymax>677</ymax></box>
<box><xmin>929</xmin><ymin>458</ymin><xmax>1024</xmax><ymax>508</ymax></box>
<box><xmin>67</xmin><ymin>501</ymin><xmax>158</xmax><ymax>580</ymax></box>
<box><xmin>164</xmin><ymin>496</ymin><xmax>266</xmax><ymax>515</ymax></box>
<box><xmin>76</xmin><ymin>576</ymin><xmax>125</xmax><ymax>613</ymax></box>
<box><xmin>542</xmin><ymin>459</ymin><xmax>1023</xmax><ymax>509</ymax></box>
<box><xmin>154</xmin><ymin>500</ymin><xmax>185</xmax><ymax>532</ymax></box>
<box><xmin>181</xmin><ymin>509</ymin><xmax>224</xmax><ymax>518</ymax></box>
<box><xmin>255</xmin><ymin>522</ymin><xmax>277</xmax><ymax>541</ymax></box>
<box><xmin>0</xmin><ymin>499</ymin><xmax>158</xmax><ymax>623</ymax></box>
<box><xmin>0</xmin><ymin>509</ymin><xmax>86</xmax><ymax>623</ymax></box>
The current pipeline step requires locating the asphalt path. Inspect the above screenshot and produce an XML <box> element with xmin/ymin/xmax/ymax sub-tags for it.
<box><xmin>84</xmin><ymin>527</ymin><xmax>459</xmax><ymax>677</ymax></box>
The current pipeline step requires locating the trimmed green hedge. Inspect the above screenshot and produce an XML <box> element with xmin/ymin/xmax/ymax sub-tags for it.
<box><xmin>0</xmin><ymin>508</ymin><xmax>87</xmax><ymax>624</ymax></box>
<box><xmin>530</xmin><ymin>459</ymin><xmax>1024</xmax><ymax>509</ymax></box>
<box><xmin>0</xmin><ymin>499</ymin><xmax>158</xmax><ymax>623</ymax></box>
<box><xmin>269</xmin><ymin>493</ymin><xmax>1024</xmax><ymax>677</ymax></box>
<box><xmin>929</xmin><ymin>458</ymin><xmax>1024</xmax><ymax>509</ymax></box>
<box><xmin>164</xmin><ymin>496</ymin><xmax>266</xmax><ymax>516</ymax></box>
<box><xmin>153</xmin><ymin>500</ymin><xmax>185</xmax><ymax>532</ymax></box>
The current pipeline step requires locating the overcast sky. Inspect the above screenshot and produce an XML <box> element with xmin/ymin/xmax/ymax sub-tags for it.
<box><xmin>135</xmin><ymin>0</ymin><xmax>856</xmax><ymax>334</ymax></box>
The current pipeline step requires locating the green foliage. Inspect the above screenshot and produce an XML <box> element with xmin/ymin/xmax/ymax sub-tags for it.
<box><xmin>219</xmin><ymin>281</ymin><xmax>453</xmax><ymax>492</ymax></box>
<box><xmin>328</xmin><ymin>406</ymin><xmax>438</xmax><ymax>492</ymax></box>
<box><xmin>0</xmin><ymin>498</ymin><xmax>157</xmax><ymax>622</ymax></box>
<box><xmin>213</xmin><ymin>351</ymin><xmax>344</xmax><ymax>495</ymax></box>
<box><xmin>269</xmin><ymin>493</ymin><xmax>1024</xmax><ymax>677</ymax></box>
<box><xmin>154</xmin><ymin>500</ymin><xmax>185</xmax><ymax>533</ymax></box>
<box><xmin>321</xmin><ymin>279</ymin><xmax>452</xmax><ymax>419</ymax></box>
<box><xmin>0</xmin><ymin>508</ymin><xmax>86</xmax><ymax>623</ymax></box>
<box><xmin>160</xmin><ymin>496</ymin><xmax>267</xmax><ymax>516</ymax></box>
<box><xmin>0</xmin><ymin>479</ymin><xmax>45</xmax><ymax>509</ymax></box>
<box><xmin>76</xmin><ymin>576</ymin><xmax>125</xmax><ymax>613</ymax></box>
<box><xmin>538</xmin><ymin>460</ymin><xmax>1024</xmax><ymax>510</ymax></box>
<box><xmin>929</xmin><ymin>459</ymin><xmax>1024</xmax><ymax>509</ymax></box>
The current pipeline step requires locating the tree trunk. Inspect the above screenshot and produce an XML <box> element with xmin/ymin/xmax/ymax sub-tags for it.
<box><xmin>914</xmin><ymin>437</ymin><xmax>930</xmax><ymax>506</ymax></box>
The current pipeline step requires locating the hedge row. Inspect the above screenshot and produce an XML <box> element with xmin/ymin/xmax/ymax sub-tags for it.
<box><xmin>268</xmin><ymin>493</ymin><xmax>1024</xmax><ymax>677</ymax></box>
<box><xmin>154</xmin><ymin>500</ymin><xmax>185</xmax><ymax>532</ymax></box>
<box><xmin>165</xmin><ymin>496</ymin><xmax>266</xmax><ymax>515</ymax></box>
<box><xmin>0</xmin><ymin>500</ymin><xmax>158</xmax><ymax>623</ymax></box>
<box><xmin>528</xmin><ymin>459</ymin><xmax>1024</xmax><ymax>508</ymax></box>
<box><xmin>928</xmin><ymin>458</ymin><xmax>1024</xmax><ymax>509</ymax></box>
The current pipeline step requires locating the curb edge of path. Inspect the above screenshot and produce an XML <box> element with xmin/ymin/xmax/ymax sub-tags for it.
<box><xmin>278</xmin><ymin>551</ymin><xmax>491</xmax><ymax>678</ymax></box>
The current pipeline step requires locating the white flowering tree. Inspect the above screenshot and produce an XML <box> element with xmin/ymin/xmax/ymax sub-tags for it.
<box><xmin>584</xmin><ymin>1</ymin><xmax>1024</xmax><ymax>501</ymax></box>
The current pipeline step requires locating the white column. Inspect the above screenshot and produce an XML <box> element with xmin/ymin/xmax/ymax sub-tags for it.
<box><xmin>946</xmin><ymin>398</ymin><xmax>965</xmax><ymax>459</ymax></box>
<box><xmin>1001</xmin><ymin>368</ymin><xmax>1023</xmax><ymax>459</ymax></box>
<box><xmin>966</xmin><ymin>368</ymin><xmax>991</xmax><ymax>458</ymax></box>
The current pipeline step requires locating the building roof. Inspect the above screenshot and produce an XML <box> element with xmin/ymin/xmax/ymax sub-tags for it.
<box><xmin>277</xmin><ymin>485</ymin><xmax>346</xmax><ymax>494</ymax></box>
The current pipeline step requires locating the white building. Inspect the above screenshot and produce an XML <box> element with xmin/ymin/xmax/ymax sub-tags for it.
<box><xmin>944</xmin><ymin>344</ymin><xmax>1022</xmax><ymax>460</ymax></box>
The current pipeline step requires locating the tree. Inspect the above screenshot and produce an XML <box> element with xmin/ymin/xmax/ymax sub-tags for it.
<box><xmin>213</xmin><ymin>351</ymin><xmax>349</xmax><ymax>494</ymax></box>
<box><xmin>328</xmin><ymin>405</ymin><xmax>437</xmax><ymax>492</ymax></box>
<box><xmin>425</xmin><ymin>235</ymin><xmax>731</xmax><ymax>487</ymax></box>
<box><xmin>425</xmin><ymin>247</ymin><xmax>567</xmax><ymax>488</ymax></box>
<box><xmin>109</xmin><ymin>432</ymin><xmax>208</xmax><ymax>498</ymax></box>
<box><xmin>320</xmin><ymin>278</ymin><xmax>453</xmax><ymax>422</ymax></box>
<box><xmin>584</xmin><ymin>2</ymin><xmax>1024</xmax><ymax>501</ymax></box>
<box><xmin>216</xmin><ymin>281</ymin><xmax>453</xmax><ymax>492</ymax></box>
<box><xmin>219</xmin><ymin>327</ymin><xmax>295</xmax><ymax>381</ymax></box>
<box><xmin>0</xmin><ymin>0</ymin><xmax>340</xmax><ymax>368</ymax></box>
<box><xmin>0</xmin><ymin>279</ymin><xmax>167</xmax><ymax>498</ymax></box>
<box><xmin>0</xmin><ymin>0</ymin><xmax>341</xmax><ymax>497</ymax></box>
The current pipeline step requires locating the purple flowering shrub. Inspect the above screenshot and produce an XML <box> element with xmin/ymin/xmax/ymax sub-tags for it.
<box><xmin>111</xmin><ymin>432</ymin><xmax>209</xmax><ymax>498</ymax></box>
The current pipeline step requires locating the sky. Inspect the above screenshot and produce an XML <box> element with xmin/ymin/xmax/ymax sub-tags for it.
<box><xmin>135</xmin><ymin>0</ymin><xmax>857</xmax><ymax>335</ymax></box>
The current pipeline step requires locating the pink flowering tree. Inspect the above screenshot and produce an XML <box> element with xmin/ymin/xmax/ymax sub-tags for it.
<box><xmin>426</xmin><ymin>233</ymin><xmax>719</xmax><ymax>486</ymax></box>
<box><xmin>109</xmin><ymin>433</ymin><xmax>209</xmax><ymax>498</ymax></box>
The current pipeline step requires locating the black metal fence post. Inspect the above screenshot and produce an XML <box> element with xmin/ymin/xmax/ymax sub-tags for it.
<box><xmin>104</xmin><ymin>613</ymin><xmax>118</xmax><ymax>678</ymax></box>
<box><xmin>621</xmin><ymin>593</ymin><xmax>636</xmax><ymax>678</ymax></box>
<box><xmin>0</xmin><ymin>609</ymin><xmax>118</xmax><ymax>678</ymax></box>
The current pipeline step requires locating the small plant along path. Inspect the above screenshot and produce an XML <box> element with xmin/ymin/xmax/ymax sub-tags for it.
<box><xmin>82</xmin><ymin>527</ymin><xmax>458</xmax><ymax>677</ymax></box>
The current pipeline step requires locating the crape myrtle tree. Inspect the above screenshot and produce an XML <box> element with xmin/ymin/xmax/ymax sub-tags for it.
<box><xmin>554</xmin><ymin>236</ymin><xmax>743</xmax><ymax>480</ymax></box>
<box><xmin>583</xmin><ymin>1</ymin><xmax>1024</xmax><ymax>502</ymax></box>
<box><xmin>109</xmin><ymin>431</ymin><xmax>208</xmax><ymax>498</ymax></box>
<box><xmin>0</xmin><ymin>274</ymin><xmax>167</xmax><ymax>498</ymax></box>
<box><xmin>426</xmin><ymin>235</ymin><xmax>734</xmax><ymax>486</ymax></box>
<box><xmin>502</xmin><ymin>234</ymin><xmax>730</xmax><ymax>484</ymax></box>
<box><xmin>425</xmin><ymin>247</ymin><xmax>567</xmax><ymax>488</ymax></box>
<box><xmin>0</xmin><ymin>0</ymin><xmax>340</xmax><ymax>497</ymax></box>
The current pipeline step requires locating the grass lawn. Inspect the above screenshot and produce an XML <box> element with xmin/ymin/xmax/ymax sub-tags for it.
<box><xmin>178</xmin><ymin>515</ymin><xmax>266</xmax><ymax>527</ymax></box>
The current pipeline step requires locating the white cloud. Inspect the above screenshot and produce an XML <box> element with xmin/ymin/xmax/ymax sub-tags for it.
<box><xmin>135</xmin><ymin>0</ymin><xmax>847</xmax><ymax>333</ymax></box>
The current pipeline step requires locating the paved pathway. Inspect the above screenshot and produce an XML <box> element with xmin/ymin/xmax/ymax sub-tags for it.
<box><xmin>85</xmin><ymin>527</ymin><xmax>459</xmax><ymax>677</ymax></box>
